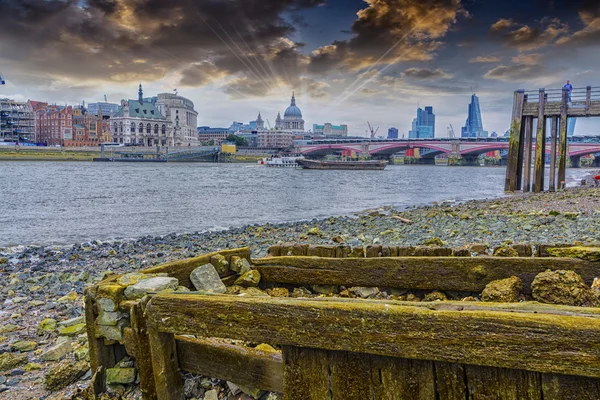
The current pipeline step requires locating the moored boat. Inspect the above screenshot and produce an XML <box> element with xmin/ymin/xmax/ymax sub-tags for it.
<box><xmin>296</xmin><ymin>159</ymin><xmax>387</xmax><ymax>170</ymax></box>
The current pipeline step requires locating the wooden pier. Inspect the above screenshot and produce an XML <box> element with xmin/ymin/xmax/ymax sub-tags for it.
<box><xmin>505</xmin><ymin>86</ymin><xmax>600</xmax><ymax>192</ymax></box>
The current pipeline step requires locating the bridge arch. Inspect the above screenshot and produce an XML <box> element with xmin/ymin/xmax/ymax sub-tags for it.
<box><xmin>368</xmin><ymin>143</ymin><xmax>452</xmax><ymax>157</ymax></box>
<box><xmin>301</xmin><ymin>145</ymin><xmax>363</xmax><ymax>157</ymax></box>
<box><xmin>459</xmin><ymin>143</ymin><xmax>509</xmax><ymax>156</ymax></box>
<box><xmin>568</xmin><ymin>147</ymin><xmax>600</xmax><ymax>157</ymax></box>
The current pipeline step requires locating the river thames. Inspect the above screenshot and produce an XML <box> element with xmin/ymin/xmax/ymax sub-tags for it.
<box><xmin>0</xmin><ymin>162</ymin><xmax>590</xmax><ymax>247</ymax></box>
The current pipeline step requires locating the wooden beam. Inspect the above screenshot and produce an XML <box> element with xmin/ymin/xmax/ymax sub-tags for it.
<box><xmin>515</xmin><ymin>94</ymin><xmax>527</xmax><ymax>191</ymax></box>
<box><xmin>252</xmin><ymin>256</ymin><xmax>598</xmax><ymax>294</ymax></box>
<box><xmin>141</xmin><ymin>247</ymin><xmax>250</xmax><ymax>287</ymax></box>
<box><xmin>533</xmin><ymin>89</ymin><xmax>547</xmax><ymax>192</ymax></box>
<box><xmin>549</xmin><ymin>116</ymin><xmax>558</xmax><ymax>192</ymax></box>
<box><xmin>130</xmin><ymin>301</ymin><xmax>156</xmax><ymax>400</ymax></box>
<box><xmin>558</xmin><ymin>89</ymin><xmax>569</xmax><ymax>188</ymax></box>
<box><xmin>176</xmin><ymin>336</ymin><xmax>283</xmax><ymax>393</ymax></box>
<box><xmin>523</xmin><ymin>116</ymin><xmax>534</xmax><ymax>192</ymax></box>
<box><xmin>84</xmin><ymin>290</ymin><xmax>115</xmax><ymax>395</ymax></box>
<box><xmin>505</xmin><ymin>90</ymin><xmax>526</xmax><ymax>191</ymax></box>
<box><xmin>586</xmin><ymin>86</ymin><xmax>592</xmax><ymax>115</ymax></box>
<box><xmin>146</xmin><ymin>294</ymin><xmax>600</xmax><ymax>379</ymax></box>
<box><xmin>148</xmin><ymin>327</ymin><xmax>183</xmax><ymax>400</ymax></box>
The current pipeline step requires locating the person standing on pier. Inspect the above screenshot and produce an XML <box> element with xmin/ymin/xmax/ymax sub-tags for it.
<box><xmin>563</xmin><ymin>80</ymin><xmax>573</xmax><ymax>103</ymax></box>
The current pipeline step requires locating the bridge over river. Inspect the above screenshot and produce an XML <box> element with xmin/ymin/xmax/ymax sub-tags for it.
<box><xmin>295</xmin><ymin>137</ymin><xmax>600</xmax><ymax>167</ymax></box>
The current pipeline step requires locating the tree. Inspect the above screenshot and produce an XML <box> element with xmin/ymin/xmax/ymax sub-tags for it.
<box><xmin>226</xmin><ymin>134</ymin><xmax>248</xmax><ymax>147</ymax></box>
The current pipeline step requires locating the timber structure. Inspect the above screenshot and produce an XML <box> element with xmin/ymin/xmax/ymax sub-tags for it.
<box><xmin>505</xmin><ymin>86</ymin><xmax>600</xmax><ymax>192</ymax></box>
<box><xmin>84</xmin><ymin>244</ymin><xmax>600</xmax><ymax>399</ymax></box>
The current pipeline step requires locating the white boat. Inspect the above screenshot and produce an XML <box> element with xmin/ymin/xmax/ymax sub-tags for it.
<box><xmin>259</xmin><ymin>155</ymin><xmax>305</xmax><ymax>167</ymax></box>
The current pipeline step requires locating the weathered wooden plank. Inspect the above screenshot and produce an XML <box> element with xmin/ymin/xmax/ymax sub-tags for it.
<box><xmin>283</xmin><ymin>346</ymin><xmax>329</xmax><ymax>400</ymax></box>
<box><xmin>549</xmin><ymin>116</ymin><xmax>558</xmax><ymax>191</ymax></box>
<box><xmin>329</xmin><ymin>350</ymin><xmax>372</xmax><ymax>400</ymax></box>
<box><xmin>307</xmin><ymin>245</ymin><xmax>336</xmax><ymax>258</ymax></box>
<box><xmin>146</xmin><ymin>294</ymin><xmax>600</xmax><ymax>378</ymax></box>
<box><xmin>84</xmin><ymin>291</ymin><xmax>115</xmax><ymax>395</ymax></box>
<box><xmin>533</xmin><ymin>89</ymin><xmax>547</xmax><ymax>192</ymax></box>
<box><xmin>130</xmin><ymin>301</ymin><xmax>156</xmax><ymax>400</ymax></box>
<box><xmin>141</xmin><ymin>247</ymin><xmax>250</xmax><ymax>287</ymax></box>
<box><xmin>177</xmin><ymin>336</ymin><xmax>283</xmax><ymax>393</ymax></box>
<box><xmin>148</xmin><ymin>327</ymin><xmax>183</xmax><ymax>400</ymax></box>
<box><xmin>558</xmin><ymin>90</ymin><xmax>569</xmax><ymax>187</ymax></box>
<box><xmin>371</xmin><ymin>356</ymin><xmax>435</xmax><ymax>400</ymax></box>
<box><xmin>505</xmin><ymin>90</ymin><xmax>526</xmax><ymax>191</ymax></box>
<box><xmin>335</xmin><ymin>245</ymin><xmax>351</xmax><ymax>258</ymax></box>
<box><xmin>466</xmin><ymin>365</ymin><xmax>542</xmax><ymax>400</ymax></box>
<box><xmin>542</xmin><ymin>373</ymin><xmax>600</xmax><ymax>400</ymax></box>
<box><xmin>435</xmin><ymin>362</ymin><xmax>467</xmax><ymax>400</ymax></box>
<box><xmin>252</xmin><ymin>256</ymin><xmax>598</xmax><ymax>293</ymax></box>
<box><xmin>523</xmin><ymin>116</ymin><xmax>533</xmax><ymax>192</ymax></box>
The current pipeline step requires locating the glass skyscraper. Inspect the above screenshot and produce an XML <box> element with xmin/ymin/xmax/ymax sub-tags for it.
<box><xmin>388</xmin><ymin>127</ymin><xmax>398</xmax><ymax>139</ymax></box>
<box><xmin>408</xmin><ymin>106</ymin><xmax>435</xmax><ymax>138</ymax></box>
<box><xmin>461</xmin><ymin>94</ymin><xmax>488</xmax><ymax>138</ymax></box>
<box><xmin>567</xmin><ymin>118</ymin><xmax>576</xmax><ymax>137</ymax></box>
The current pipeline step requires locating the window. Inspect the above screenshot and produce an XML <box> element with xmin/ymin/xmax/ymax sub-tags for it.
<box><xmin>146</xmin><ymin>123</ymin><xmax>151</xmax><ymax>134</ymax></box>
<box><xmin>131</xmin><ymin>122</ymin><xmax>136</xmax><ymax>133</ymax></box>
<box><xmin>139</xmin><ymin>123</ymin><xmax>143</xmax><ymax>133</ymax></box>
<box><xmin>154</xmin><ymin>124</ymin><xmax>159</xmax><ymax>134</ymax></box>
<box><xmin>119</xmin><ymin>122</ymin><xmax>123</xmax><ymax>133</ymax></box>
<box><xmin>113</xmin><ymin>123</ymin><xmax>118</xmax><ymax>133</ymax></box>
<box><xmin>162</xmin><ymin>125</ymin><xmax>166</xmax><ymax>135</ymax></box>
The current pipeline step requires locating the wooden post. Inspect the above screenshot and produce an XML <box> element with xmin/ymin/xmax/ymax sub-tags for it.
<box><xmin>505</xmin><ymin>90</ymin><xmax>526</xmax><ymax>191</ymax></box>
<box><xmin>515</xmin><ymin>94</ymin><xmax>527</xmax><ymax>191</ymax></box>
<box><xmin>130</xmin><ymin>301</ymin><xmax>157</xmax><ymax>400</ymax></box>
<box><xmin>558</xmin><ymin>89</ymin><xmax>569</xmax><ymax>188</ymax></box>
<box><xmin>148</xmin><ymin>326</ymin><xmax>184</xmax><ymax>400</ymax></box>
<box><xmin>533</xmin><ymin>89</ymin><xmax>547</xmax><ymax>192</ymax></box>
<box><xmin>586</xmin><ymin>86</ymin><xmax>592</xmax><ymax>115</ymax></box>
<box><xmin>523</xmin><ymin>117</ymin><xmax>533</xmax><ymax>192</ymax></box>
<box><xmin>549</xmin><ymin>116</ymin><xmax>558</xmax><ymax>192</ymax></box>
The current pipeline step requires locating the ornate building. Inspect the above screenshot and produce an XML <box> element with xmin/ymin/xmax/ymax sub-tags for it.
<box><xmin>154</xmin><ymin>92</ymin><xmax>199</xmax><ymax>146</ymax></box>
<box><xmin>275</xmin><ymin>93</ymin><xmax>304</xmax><ymax>132</ymax></box>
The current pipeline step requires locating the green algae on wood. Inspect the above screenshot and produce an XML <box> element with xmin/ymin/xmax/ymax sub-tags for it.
<box><xmin>546</xmin><ymin>246</ymin><xmax>600</xmax><ymax>261</ymax></box>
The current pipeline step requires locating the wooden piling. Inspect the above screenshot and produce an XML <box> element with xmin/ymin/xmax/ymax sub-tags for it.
<box><xmin>586</xmin><ymin>86</ymin><xmax>592</xmax><ymax>115</ymax></box>
<box><xmin>505</xmin><ymin>90</ymin><xmax>526</xmax><ymax>191</ymax></box>
<box><xmin>148</xmin><ymin>327</ymin><xmax>183</xmax><ymax>400</ymax></box>
<box><xmin>558</xmin><ymin>89</ymin><xmax>569</xmax><ymax>187</ymax></box>
<box><xmin>523</xmin><ymin>117</ymin><xmax>533</xmax><ymax>192</ymax></box>
<box><xmin>533</xmin><ymin>89</ymin><xmax>547</xmax><ymax>192</ymax></box>
<box><xmin>549</xmin><ymin>116</ymin><xmax>558</xmax><ymax>192</ymax></box>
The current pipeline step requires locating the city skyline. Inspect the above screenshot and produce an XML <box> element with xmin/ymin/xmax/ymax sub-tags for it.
<box><xmin>2</xmin><ymin>0</ymin><xmax>600</xmax><ymax>136</ymax></box>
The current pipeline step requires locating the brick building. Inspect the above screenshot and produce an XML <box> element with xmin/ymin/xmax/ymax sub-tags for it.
<box><xmin>63</xmin><ymin>113</ymin><xmax>112</xmax><ymax>147</ymax></box>
<box><xmin>34</xmin><ymin>104</ymin><xmax>73</xmax><ymax>146</ymax></box>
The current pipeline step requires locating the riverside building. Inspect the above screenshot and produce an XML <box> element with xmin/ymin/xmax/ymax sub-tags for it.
<box><xmin>313</xmin><ymin>123</ymin><xmax>348</xmax><ymax>137</ymax></box>
<box><xmin>154</xmin><ymin>92</ymin><xmax>199</xmax><ymax>147</ymax></box>
<box><xmin>409</xmin><ymin>106</ymin><xmax>435</xmax><ymax>139</ymax></box>
<box><xmin>461</xmin><ymin>94</ymin><xmax>488</xmax><ymax>138</ymax></box>
<box><xmin>0</xmin><ymin>99</ymin><xmax>35</xmax><ymax>142</ymax></box>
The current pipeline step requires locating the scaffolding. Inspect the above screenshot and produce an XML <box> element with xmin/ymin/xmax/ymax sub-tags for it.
<box><xmin>0</xmin><ymin>99</ymin><xmax>34</xmax><ymax>142</ymax></box>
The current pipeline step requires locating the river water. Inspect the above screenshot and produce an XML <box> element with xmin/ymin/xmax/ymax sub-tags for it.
<box><xmin>0</xmin><ymin>162</ymin><xmax>592</xmax><ymax>247</ymax></box>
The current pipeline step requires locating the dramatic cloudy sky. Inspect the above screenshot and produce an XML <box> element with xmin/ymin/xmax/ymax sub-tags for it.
<box><xmin>1</xmin><ymin>0</ymin><xmax>600</xmax><ymax>136</ymax></box>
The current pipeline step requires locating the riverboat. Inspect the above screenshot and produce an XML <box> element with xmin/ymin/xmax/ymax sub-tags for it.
<box><xmin>296</xmin><ymin>159</ymin><xmax>387</xmax><ymax>170</ymax></box>
<box><xmin>258</xmin><ymin>155</ymin><xmax>304</xmax><ymax>167</ymax></box>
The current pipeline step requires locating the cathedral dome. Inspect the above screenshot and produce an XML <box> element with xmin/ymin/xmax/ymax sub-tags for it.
<box><xmin>283</xmin><ymin>93</ymin><xmax>302</xmax><ymax>118</ymax></box>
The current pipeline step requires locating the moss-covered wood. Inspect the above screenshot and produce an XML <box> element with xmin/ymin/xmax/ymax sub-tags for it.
<box><xmin>283</xmin><ymin>346</ymin><xmax>329</xmax><ymax>400</ymax></box>
<box><xmin>130</xmin><ymin>301</ymin><xmax>156</xmax><ymax>400</ymax></box>
<box><xmin>148</xmin><ymin>327</ymin><xmax>183</xmax><ymax>400</ymax></box>
<box><xmin>465</xmin><ymin>364</ymin><xmax>542</xmax><ymax>399</ymax></box>
<box><xmin>84</xmin><ymin>290</ymin><xmax>115</xmax><ymax>395</ymax></box>
<box><xmin>176</xmin><ymin>336</ymin><xmax>283</xmax><ymax>393</ymax></box>
<box><xmin>146</xmin><ymin>294</ymin><xmax>600</xmax><ymax>378</ymax></box>
<box><xmin>542</xmin><ymin>373</ymin><xmax>600</xmax><ymax>400</ymax></box>
<box><xmin>434</xmin><ymin>362</ymin><xmax>467</xmax><ymax>400</ymax></box>
<box><xmin>252</xmin><ymin>256</ymin><xmax>598</xmax><ymax>293</ymax></box>
<box><xmin>141</xmin><ymin>247</ymin><xmax>250</xmax><ymax>287</ymax></box>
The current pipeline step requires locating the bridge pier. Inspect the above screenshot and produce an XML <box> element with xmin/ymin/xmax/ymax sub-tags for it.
<box><xmin>569</xmin><ymin>156</ymin><xmax>581</xmax><ymax>168</ymax></box>
<box><xmin>448</xmin><ymin>155</ymin><xmax>480</xmax><ymax>166</ymax></box>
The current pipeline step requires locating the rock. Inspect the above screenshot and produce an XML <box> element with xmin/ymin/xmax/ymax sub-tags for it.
<box><xmin>37</xmin><ymin>318</ymin><xmax>58</xmax><ymax>335</ymax></box>
<box><xmin>241</xmin><ymin>287</ymin><xmax>269</xmax><ymax>297</ymax></box>
<box><xmin>204</xmin><ymin>389</ymin><xmax>219</xmax><ymax>400</ymax></box>
<box><xmin>0</xmin><ymin>257</ymin><xmax>7</xmax><ymax>265</ymax></box>
<box><xmin>348</xmin><ymin>287</ymin><xmax>379</xmax><ymax>298</ymax></box>
<box><xmin>106</xmin><ymin>367</ymin><xmax>136</xmax><ymax>385</ymax></box>
<box><xmin>423</xmin><ymin>237</ymin><xmax>445</xmax><ymax>247</ymax></box>
<box><xmin>532</xmin><ymin>270</ymin><xmax>596</xmax><ymax>306</ymax></box>
<box><xmin>190</xmin><ymin>264</ymin><xmax>227</xmax><ymax>293</ymax></box>
<box><xmin>493</xmin><ymin>246</ymin><xmax>519</xmax><ymax>257</ymax></box>
<box><xmin>226</xmin><ymin>285</ymin><xmax>244</xmax><ymax>295</ymax></box>
<box><xmin>124</xmin><ymin>277</ymin><xmax>179</xmax><ymax>299</ymax></box>
<box><xmin>291</xmin><ymin>287</ymin><xmax>312</xmax><ymax>298</ymax></box>
<box><xmin>307</xmin><ymin>227</ymin><xmax>322</xmax><ymax>236</ymax></box>
<box><xmin>0</xmin><ymin>353</ymin><xmax>27</xmax><ymax>372</ymax></box>
<box><xmin>423</xmin><ymin>291</ymin><xmax>448</xmax><ymax>302</ymax></box>
<box><xmin>74</xmin><ymin>347</ymin><xmax>89</xmax><ymax>361</ymax></box>
<box><xmin>11</xmin><ymin>341</ymin><xmax>37</xmax><ymax>352</ymax></box>
<box><xmin>59</xmin><ymin>323</ymin><xmax>86</xmax><ymax>337</ymax></box>
<box><xmin>96</xmin><ymin>284</ymin><xmax>126</xmax><ymax>311</ymax></box>
<box><xmin>511</xmin><ymin>244</ymin><xmax>532</xmax><ymax>257</ymax></box>
<box><xmin>266</xmin><ymin>288</ymin><xmax>289</xmax><ymax>297</ymax></box>
<box><xmin>25</xmin><ymin>362</ymin><xmax>42</xmax><ymax>371</ymax></box>
<box><xmin>461</xmin><ymin>296</ymin><xmax>477</xmax><ymax>302</ymax></box>
<box><xmin>234</xmin><ymin>270</ymin><xmax>261</xmax><ymax>288</ymax></box>
<box><xmin>481</xmin><ymin>276</ymin><xmax>523</xmax><ymax>302</ymax></box>
<box><xmin>97</xmin><ymin>320</ymin><xmax>128</xmax><ymax>341</ymax></box>
<box><xmin>41</xmin><ymin>341</ymin><xmax>72</xmax><ymax>362</ymax></box>
<box><xmin>546</xmin><ymin>246</ymin><xmax>600</xmax><ymax>261</ymax></box>
<box><xmin>58</xmin><ymin>291</ymin><xmax>79</xmax><ymax>302</ymax></box>
<box><xmin>117</xmin><ymin>273</ymin><xmax>145</xmax><ymax>286</ymax></box>
<box><xmin>210</xmin><ymin>254</ymin><xmax>229</xmax><ymax>275</ymax></box>
<box><xmin>231</xmin><ymin>257</ymin><xmax>252</xmax><ymax>275</ymax></box>
<box><xmin>0</xmin><ymin>324</ymin><xmax>21</xmax><ymax>334</ymax></box>
<box><xmin>58</xmin><ymin>316</ymin><xmax>85</xmax><ymax>328</ymax></box>
<box><xmin>96</xmin><ymin>310</ymin><xmax>122</xmax><ymax>326</ymax></box>
<box><xmin>312</xmin><ymin>285</ymin><xmax>339</xmax><ymax>295</ymax></box>
<box><xmin>406</xmin><ymin>294</ymin><xmax>420</xmax><ymax>302</ymax></box>
<box><xmin>44</xmin><ymin>360</ymin><xmax>88</xmax><ymax>391</ymax></box>
<box><xmin>255</xmin><ymin>343</ymin><xmax>278</xmax><ymax>353</ymax></box>
<box><xmin>183</xmin><ymin>375</ymin><xmax>204</xmax><ymax>398</ymax></box>
<box><xmin>237</xmin><ymin>383</ymin><xmax>266</xmax><ymax>399</ymax></box>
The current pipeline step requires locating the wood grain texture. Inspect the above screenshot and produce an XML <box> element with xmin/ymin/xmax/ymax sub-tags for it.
<box><xmin>252</xmin><ymin>256</ymin><xmax>598</xmax><ymax>293</ymax></box>
<box><xmin>465</xmin><ymin>364</ymin><xmax>542</xmax><ymax>400</ymax></box>
<box><xmin>542</xmin><ymin>373</ymin><xmax>600</xmax><ymax>400</ymax></box>
<box><xmin>177</xmin><ymin>336</ymin><xmax>283</xmax><ymax>393</ymax></box>
<box><xmin>130</xmin><ymin>301</ymin><xmax>157</xmax><ymax>400</ymax></box>
<box><xmin>283</xmin><ymin>346</ymin><xmax>330</xmax><ymax>400</ymax></box>
<box><xmin>146</xmin><ymin>294</ymin><xmax>600</xmax><ymax>378</ymax></box>
<box><xmin>435</xmin><ymin>362</ymin><xmax>468</xmax><ymax>400</ymax></box>
<box><xmin>148</xmin><ymin>328</ymin><xmax>183</xmax><ymax>400</ymax></box>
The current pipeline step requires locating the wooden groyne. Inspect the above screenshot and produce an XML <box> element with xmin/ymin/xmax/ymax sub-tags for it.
<box><xmin>84</xmin><ymin>244</ymin><xmax>600</xmax><ymax>399</ymax></box>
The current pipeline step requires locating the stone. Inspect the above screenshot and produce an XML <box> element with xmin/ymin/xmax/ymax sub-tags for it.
<box><xmin>0</xmin><ymin>324</ymin><xmax>21</xmax><ymax>334</ymax></box>
<box><xmin>58</xmin><ymin>291</ymin><xmax>79</xmax><ymax>302</ymax></box>
<box><xmin>231</xmin><ymin>257</ymin><xmax>252</xmax><ymax>275</ymax></box>
<box><xmin>97</xmin><ymin>320</ymin><xmax>128</xmax><ymax>341</ymax></box>
<box><xmin>255</xmin><ymin>343</ymin><xmax>278</xmax><ymax>353</ymax></box>
<box><xmin>58</xmin><ymin>316</ymin><xmax>84</xmax><ymax>328</ymax></box>
<box><xmin>481</xmin><ymin>276</ymin><xmax>523</xmax><ymax>303</ymax></box>
<box><xmin>25</xmin><ymin>362</ymin><xmax>42</xmax><ymax>371</ymax></box>
<box><xmin>266</xmin><ymin>288</ymin><xmax>289</xmax><ymax>297</ymax></box>
<box><xmin>532</xmin><ymin>270</ymin><xmax>596</xmax><ymax>306</ymax></box>
<box><xmin>183</xmin><ymin>375</ymin><xmax>204</xmax><ymax>398</ymax></box>
<box><xmin>124</xmin><ymin>277</ymin><xmax>179</xmax><ymax>299</ymax></box>
<box><xmin>546</xmin><ymin>246</ymin><xmax>600</xmax><ymax>261</ymax></box>
<box><xmin>96</xmin><ymin>310</ymin><xmax>121</xmax><ymax>326</ymax></box>
<box><xmin>348</xmin><ymin>286</ymin><xmax>379</xmax><ymax>298</ymax></box>
<box><xmin>312</xmin><ymin>285</ymin><xmax>339</xmax><ymax>295</ymax></box>
<box><xmin>37</xmin><ymin>318</ymin><xmax>57</xmax><ymax>335</ymax></box>
<box><xmin>406</xmin><ymin>293</ymin><xmax>420</xmax><ymax>302</ymax></box>
<box><xmin>117</xmin><ymin>273</ymin><xmax>145</xmax><ymax>286</ymax></box>
<box><xmin>59</xmin><ymin>323</ymin><xmax>86</xmax><ymax>337</ymax></box>
<box><xmin>210</xmin><ymin>254</ymin><xmax>229</xmax><ymax>275</ymax></box>
<box><xmin>41</xmin><ymin>341</ymin><xmax>72</xmax><ymax>362</ymax></box>
<box><xmin>204</xmin><ymin>389</ymin><xmax>219</xmax><ymax>400</ymax></box>
<box><xmin>241</xmin><ymin>287</ymin><xmax>269</xmax><ymax>297</ymax></box>
<box><xmin>307</xmin><ymin>227</ymin><xmax>322</xmax><ymax>236</ymax></box>
<box><xmin>423</xmin><ymin>291</ymin><xmax>448</xmax><ymax>302</ymax></box>
<box><xmin>74</xmin><ymin>347</ymin><xmax>89</xmax><ymax>361</ymax></box>
<box><xmin>233</xmin><ymin>270</ymin><xmax>261</xmax><ymax>288</ymax></box>
<box><xmin>227</xmin><ymin>381</ymin><xmax>241</xmax><ymax>395</ymax></box>
<box><xmin>190</xmin><ymin>264</ymin><xmax>226</xmax><ymax>294</ymax></box>
<box><xmin>237</xmin><ymin>383</ymin><xmax>266</xmax><ymax>399</ymax></box>
<box><xmin>11</xmin><ymin>341</ymin><xmax>37</xmax><ymax>352</ymax></box>
<box><xmin>97</xmin><ymin>285</ymin><xmax>125</xmax><ymax>311</ymax></box>
<box><xmin>0</xmin><ymin>353</ymin><xmax>27</xmax><ymax>372</ymax></box>
<box><xmin>511</xmin><ymin>244</ymin><xmax>532</xmax><ymax>257</ymax></box>
<box><xmin>291</xmin><ymin>287</ymin><xmax>312</xmax><ymax>298</ymax></box>
<box><xmin>423</xmin><ymin>237</ymin><xmax>445</xmax><ymax>247</ymax></box>
<box><xmin>493</xmin><ymin>246</ymin><xmax>519</xmax><ymax>257</ymax></box>
<box><xmin>44</xmin><ymin>360</ymin><xmax>88</xmax><ymax>391</ymax></box>
<box><xmin>106</xmin><ymin>367</ymin><xmax>136</xmax><ymax>385</ymax></box>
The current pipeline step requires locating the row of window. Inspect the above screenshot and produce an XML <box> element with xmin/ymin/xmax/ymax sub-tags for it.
<box><xmin>113</xmin><ymin>122</ymin><xmax>167</xmax><ymax>135</ymax></box>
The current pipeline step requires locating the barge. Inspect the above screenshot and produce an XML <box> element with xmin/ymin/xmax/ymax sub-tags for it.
<box><xmin>296</xmin><ymin>158</ymin><xmax>387</xmax><ymax>170</ymax></box>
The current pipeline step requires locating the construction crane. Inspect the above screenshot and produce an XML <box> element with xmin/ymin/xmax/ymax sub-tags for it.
<box><xmin>104</xmin><ymin>95</ymin><xmax>108</xmax><ymax>102</ymax></box>
<box><xmin>266</xmin><ymin>119</ymin><xmax>272</xmax><ymax>129</ymax></box>
<box><xmin>367</xmin><ymin>122</ymin><xmax>379</xmax><ymax>138</ymax></box>
<box><xmin>447</xmin><ymin>124</ymin><xmax>456</xmax><ymax>138</ymax></box>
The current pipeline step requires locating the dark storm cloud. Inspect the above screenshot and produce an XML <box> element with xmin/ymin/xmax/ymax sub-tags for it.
<box><xmin>0</xmin><ymin>0</ymin><xmax>324</xmax><ymax>89</ymax></box>
<box><xmin>307</xmin><ymin>0</ymin><xmax>464</xmax><ymax>74</ymax></box>
<box><xmin>489</xmin><ymin>17</ymin><xmax>568</xmax><ymax>51</ymax></box>
<box><xmin>401</xmin><ymin>67</ymin><xmax>452</xmax><ymax>80</ymax></box>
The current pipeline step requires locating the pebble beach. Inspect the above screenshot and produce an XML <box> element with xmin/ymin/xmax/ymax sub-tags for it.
<box><xmin>1</xmin><ymin>186</ymin><xmax>599</xmax><ymax>399</ymax></box>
